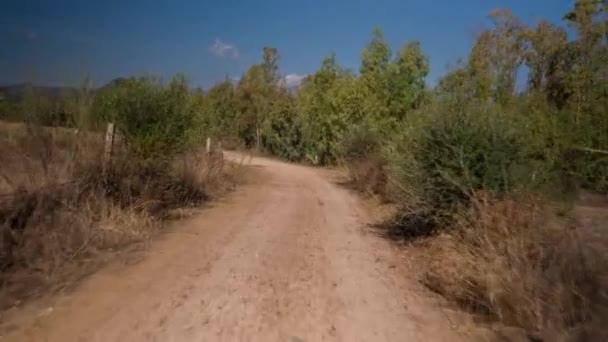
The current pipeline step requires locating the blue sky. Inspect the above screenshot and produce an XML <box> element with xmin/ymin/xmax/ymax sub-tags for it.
<box><xmin>1</xmin><ymin>0</ymin><xmax>573</xmax><ymax>88</ymax></box>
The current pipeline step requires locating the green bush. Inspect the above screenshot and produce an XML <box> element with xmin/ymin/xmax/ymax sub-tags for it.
<box><xmin>261</xmin><ymin>91</ymin><xmax>304</xmax><ymax>161</ymax></box>
<box><xmin>94</xmin><ymin>75</ymin><xmax>195</xmax><ymax>165</ymax></box>
<box><xmin>557</xmin><ymin>108</ymin><xmax>608</xmax><ymax>194</ymax></box>
<box><xmin>565</xmin><ymin>152</ymin><xmax>608</xmax><ymax>194</ymax></box>
<box><xmin>387</xmin><ymin>100</ymin><xmax>563</xmax><ymax>226</ymax></box>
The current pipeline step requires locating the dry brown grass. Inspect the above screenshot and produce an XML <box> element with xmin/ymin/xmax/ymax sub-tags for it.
<box><xmin>0</xmin><ymin>121</ymin><xmax>103</xmax><ymax>193</ymax></box>
<box><xmin>0</xmin><ymin>121</ymin><xmax>242</xmax><ymax>310</ymax></box>
<box><xmin>345</xmin><ymin>156</ymin><xmax>388</xmax><ymax>197</ymax></box>
<box><xmin>174</xmin><ymin>147</ymin><xmax>242</xmax><ymax>200</ymax></box>
<box><xmin>0</xmin><ymin>192</ymin><xmax>155</xmax><ymax>308</ymax></box>
<box><xmin>421</xmin><ymin>192</ymin><xmax>608</xmax><ymax>341</ymax></box>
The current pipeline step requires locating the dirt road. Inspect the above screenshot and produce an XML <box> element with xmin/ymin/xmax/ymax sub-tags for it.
<box><xmin>2</xmin><ymin>154</ymin><xmax>463</xmax><ymax>341</ymax></box>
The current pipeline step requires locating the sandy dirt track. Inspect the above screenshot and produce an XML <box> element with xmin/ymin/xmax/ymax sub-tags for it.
<box><xmin>2</xmin><ymin>153</ymin><xmax>463</xmax><ymax>342</ymax></box>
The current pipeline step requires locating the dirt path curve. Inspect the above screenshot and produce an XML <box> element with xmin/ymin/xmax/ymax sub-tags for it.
<box><xmin>3</xmin><ymin>153</ymin><xmax>463</xmax><ymax>342</ymax></box>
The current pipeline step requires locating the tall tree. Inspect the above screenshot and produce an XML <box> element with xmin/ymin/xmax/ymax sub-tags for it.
<box><xmin>235</xmin><ymin>46</ymin><xmax>282</xmax><ymax>149</ymax></box>
<box><xmin>261</xmin><ymin>46</ymin><xmax>280</xmax><ymax>86</ymax></box>
<box><xmin>521</xmin><ymin>20</ymin><xmax>568</xmax><ymax>94</ymax></box>
<box><xmin>199</xmin><ymin>79</ymin><xmax>237</xmax><ymax>140</ymax></box>
<box><xmin>360</xmin><ymin>26</ymin><xmax>391</xmax><ymax>76</ymax></box>
<box><xmin>360</xmin><ymin>26</ymin><xmax>392</xmax><ymax>101</ymax></box>
<box><xmin>468</xmin><ymin>8</ymin><xmax>525</xmax><ymax>104</ymax></box>
<box><xmin>297</xmin><ymin>53</ymin><xmax>347</xmax><ymax>164</ymax></box>
<box><xmin>388</xmin><ymin>41</ymin><xmax>430</xmax><ymax>117</ymax></box>
<box><xmin>562</xmin><ymin>0</ymin><xmax>607</xmax><ymax>123</ymax></box>
<box><xmin>236</xmin><ymin>64</ymin><xmax>265</xmax><ymax>147</ymax></box>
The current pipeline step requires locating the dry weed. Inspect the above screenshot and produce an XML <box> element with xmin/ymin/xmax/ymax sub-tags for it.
<box><xmin>0</xmin><ymin>122</ymin><xmax>241</xmax><ymax>309</ymax></box>
<box><xmin>346</xmin><ymin>156</ymin><xmax>387</xmax><ymax>196</ymax></box>
<box><xmin>422</xmin><ymin>193</ymin><xmax>608</xmax><ymax>341</ymax></box>
<box><xmin>0</xmin><ymin>191</ymin><xmax>155</xmax><ymax>309</ymax></box>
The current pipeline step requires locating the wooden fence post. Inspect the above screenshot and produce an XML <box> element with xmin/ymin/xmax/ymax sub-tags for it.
<box><xmin>103</xmin><ymin>122</ymin><xmax>115</xmax><ymax>176</ymax></box>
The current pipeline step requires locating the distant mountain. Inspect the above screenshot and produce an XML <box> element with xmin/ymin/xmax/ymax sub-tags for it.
<box><xmin>98</xmin><ymin>78</ymin><xmax>128</xmax><ymax>91</ymax></box>
<box><xmin>0</xmin><ymin>78</ymin><xmax>131</xmax><ymax>102</ymax></box>
<box><xmin>0</xmin><ymin>83</ymin><xmax>76</xmax><ymax>102</ymax></box>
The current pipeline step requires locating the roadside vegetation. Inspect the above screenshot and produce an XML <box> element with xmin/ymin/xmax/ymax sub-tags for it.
<box><xmin>146</xmin><ymin>1</ymin><xmax>604</xmax><ymax>340</ymax></box>
<box><xmin>0</xmin><ymin>77</ymin><xmax>240</xmax><ymax>309</ymax></box>
<box><xmin>1</xmin><ymin>0</ymin><xmax>606</xmax><ymax>339</ymax></box>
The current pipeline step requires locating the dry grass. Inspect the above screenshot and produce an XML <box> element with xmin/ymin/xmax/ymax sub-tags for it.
<box><xmin>0</xmin><ymin>193</ymin><xmax>155</xmax><ymax>308</ymax></box>
<box><xmin>0</xmin><ymin>121</ymin><xmax>103</xmax><ymax>193</ymax></box>
<box><xmin>421</xmin><ymin>192</ymin><xmax>608</xmax><ymax>341</ymax></box>
<box><xmin>0</xmin><ymin>121</ymin><xmax>241</xmax><ymax>310</ymax></box>
<box><xmin>173</xmin><ymin>147</ymin><xmax>242</xmax><ymax>201</ymax></box>
<box><xmin>345</xmin><ymin>156</ymin><xmax>388</xmax><ymax>197</ymax></box>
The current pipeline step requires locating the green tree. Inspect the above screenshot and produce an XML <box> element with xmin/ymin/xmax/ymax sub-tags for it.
<box><xmin>261</xmin><ymin>46</ymin><xmax>280</xmax><ymax>86</ymax></box>
<box><xmin>468</xmin><ymin>8</ymin><xmax>525</xmax><ymax>104</ymax></box>
<box><xmin>234</xmin><ymin>46</ymin><xmax>282</xmax><ymax>149</ymax></box>
<box><xmin>94</xmin><ymin>75</ymin><xmax>195</xmax><ymax>163</ymax></box>
<box><xmin>360</xmin><ymin>26</ymin><xmax>392</xmax><ymax>102</ymax></box>
<box><xmin>297</xmin><ymin>53</ymin><xmax>347</xmax><ymax>164</ymax></box>
<box><xmin>521</xmin><ymin>20</ymin><xmax>568</xmax><ymax>94</ymax></box>
<box><xmin>261</xmin><ymin>88</ymin><xmax>302</xmax><ymax>160</ymax></box>
<box><xmin>560</xmin><ymin>0</ymin><xmax>608</xmax><ymax>191</ymax></box>
<box><xmin>388</xmin><ymin>41</ymin><xmax>430</xmax><ymax>118</ymax></box>
<box><xmin>196</xmin><ymin>79</ymin><xmax>237</xmax><ymax>141</ymax></box>
<box><xmin>236</xmin><ymin>64</ymin><xmax>266</xmax><ymax>147</ymax></box>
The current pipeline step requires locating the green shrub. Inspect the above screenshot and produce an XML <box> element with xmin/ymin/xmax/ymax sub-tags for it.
<box><xmin>387</xmin><ymin>100</ymin><xmax>563</xmax><ymax>227</ymax></box>
<box><xmin>557</xmin><ymin>107</ymin><xmax>608</xmax><ymax>194</ymax></box>
<box><xmin>261</xmin><ymin>92</ymin><xmax>304</xmax><ymax>161</ymax></box>
<box><xmin>94</xmin><ymin>75</ymin><xmax>195</xmax><ymax>165</ymax></box>
<box><xmin>565</xmin><ymin>151</ymin><xmax>608</xmax><ymax>194</ymax></box>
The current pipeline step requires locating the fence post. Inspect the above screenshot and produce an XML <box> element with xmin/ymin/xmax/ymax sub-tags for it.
<box><xmin>103</xmin><ymin>122</ymin><xmax>115</xmax><ymax>176</ymax></box>
<box><xmin>206</xmin><ymin>137</ymin><xmax>211</xmax><ymax>155</ymax></box>
<box><xmin>256</xmin><ymin>128</ymin><xmax>261</xmax><ymax>152</ymax></box>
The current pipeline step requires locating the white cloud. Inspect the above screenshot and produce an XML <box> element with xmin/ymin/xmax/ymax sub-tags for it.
<box><xmin>284</xmin><ymin>73</ymin><xmax>307</xmax><ymax>88</ymax></box>
<box><xmin>209</xmin><ymin>39</ymin><xmax>239</xmax><ymax>59</ymax></box>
